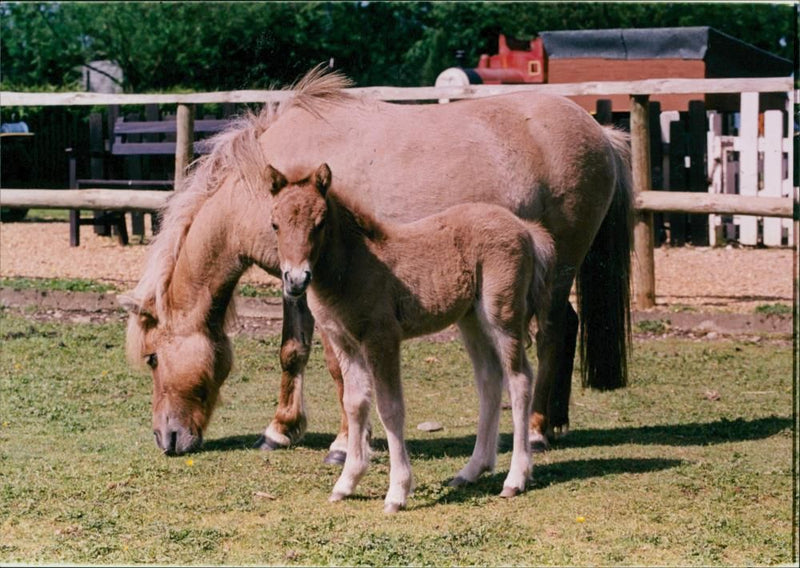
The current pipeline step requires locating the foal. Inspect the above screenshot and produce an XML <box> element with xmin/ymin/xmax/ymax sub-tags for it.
<box><xmin>269</xmin><ymin>163</ymin><xmax>554</xmax><ymax>512</ymax></box>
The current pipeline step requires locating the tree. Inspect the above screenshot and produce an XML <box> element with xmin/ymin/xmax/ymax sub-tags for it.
<box><xmin>1</xmin><ymin>2</ymin><xmax>794</xmax><ymax>91</ymax></box>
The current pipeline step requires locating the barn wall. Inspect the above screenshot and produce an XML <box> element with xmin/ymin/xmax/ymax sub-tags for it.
<box><xmin>548</xmin><ymin>58</ymin><xmax>706</xmax><ymax>112</ymax></box>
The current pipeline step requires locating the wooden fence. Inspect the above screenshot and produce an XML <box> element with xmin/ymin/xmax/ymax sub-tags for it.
<box><xmin>1</xmin><ymin>77</ymin><xmax>797</xmax><ymax>308</ymax></box>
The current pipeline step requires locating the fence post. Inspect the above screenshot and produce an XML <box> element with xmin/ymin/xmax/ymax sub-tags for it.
<box><xmin>631</xmin><ymin>94</ymin><xmax>656</xmax><ymax>309</ymax></box>
<box><xmin>175</xmin><ymin>103</ymin><xmax>195</xmax><ymax>191</ymax></box>
<box><xmin>738</xmin><ymin>92</ymin><xmax>759</xmax><ymax>245</ymax></box>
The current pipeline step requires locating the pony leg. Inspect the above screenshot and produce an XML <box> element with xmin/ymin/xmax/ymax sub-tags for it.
<box><xmin>320</xmin><ymin>331</ymin><xmax>349</xmax><ymax>465</ymax></box>
<box><xmin>330</xmin><ymin>345</ymin><xmax>373</xmax><ymax>503</ymax></box>
<box><xmin>548</xmin><ymin>303</ymin><xmax>578</xmax><ymax>438</ymax></box>
<box><xmin>530</xmin><ymin>268</ymin><xmax>575</xmax><ymax>452</ymax></box>
<box><xmin>255</xmin><ymin>295</ymin><xmax>314</xmax><ymax>451</ymax></box>
<box><xmin>451</xmin><ymin>313</ymin><xmax>503</xmax><ymax>486</ymax></box>
<box><xmin>365</xmin><ymin>339</ymin><xmax>412</xmax><ymax>513</ymax></box>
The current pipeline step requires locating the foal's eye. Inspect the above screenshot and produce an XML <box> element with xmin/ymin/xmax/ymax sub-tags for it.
<box><xmin>145</xmin><ymin>353</ymin><xmax>158</xmax><ymax>369</ymax></box>
<box><xmin>271</xmin><ymin>222</ymin><xmax>279</xmax><ymax>232</ymax></box>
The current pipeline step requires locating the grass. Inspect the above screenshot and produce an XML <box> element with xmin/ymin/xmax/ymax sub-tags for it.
<box><xmin>754</xmin><ymin>303</ymin><xmax>792</xmax><ymax>317</ymax></box>
<box><xmin>23</xmin><ymin>209</ymin><xmax>72</xmax><ymax>222</ymax></box>
<box><xmin>0</xmin><ymin>276</ymin><xmax>118</xmax><ymax>294</ymax></box>
<box><xmin>634</xmin><ymin>319</ymin><xmax>669</xmax><ymax>335</ymax></box>
<box><xmin>0</xmin><ymin>276</ymin><xmax>279</xmax><ymax>300</ymax></box>
<box><xmin>0</xmin><ymin>276</ymin><xmax>117</xmax><ymax>294</ymax></box>
<box><xmin>238</xmin><ymin>283</ymin><xmax>282</xmax><ymax>298</ymax></box>
<box><xmin>0</xmin><ymin>310</ymin><xmax>795</xmax><ymax>565</ymax></box>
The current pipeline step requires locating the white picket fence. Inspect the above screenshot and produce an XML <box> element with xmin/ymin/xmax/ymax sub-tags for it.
<box><xmin>707</xmin><ymin>92</ymin><xmax>795</xmax><ymax>246</ymax></box>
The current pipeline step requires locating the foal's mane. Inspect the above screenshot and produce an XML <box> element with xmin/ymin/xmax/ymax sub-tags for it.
<box><xmin>328</xmin><ymin>191</ymin><xmax>386</xmax><ymax>243</ymax></box>
<box><xmin>131</xmin><ymin>66</ymin><xmax>354</xmax><ymax>322</ymax></box>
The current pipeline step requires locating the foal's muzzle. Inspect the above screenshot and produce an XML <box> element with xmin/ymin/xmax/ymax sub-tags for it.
<box><xmin>282</xmin><ymin>268</ymin><xmax>312</xmax><ymax>298</ymax></box>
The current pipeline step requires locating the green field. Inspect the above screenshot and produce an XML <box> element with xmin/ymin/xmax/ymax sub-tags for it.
<box><xmin>0</xmin><ymin>310</ymin><xmax>795</xmax><ymax>565</ymax></box>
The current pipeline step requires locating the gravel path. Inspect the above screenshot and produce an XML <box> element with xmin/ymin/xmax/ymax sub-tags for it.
<box><xmin>1</xmin><ymin>218</ymin><xmax>795</xmax><ymax>313</ymax></box>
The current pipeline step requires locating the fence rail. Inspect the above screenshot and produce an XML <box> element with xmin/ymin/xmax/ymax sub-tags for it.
<box><xmin>1</xmin><ymin>76</ymin><xmax>793</xmax><ymax>105</ymax></box>
<box><xmin>2</xmin><ymin>77</ymin><xmax>797</xmax><ymax>308</ymax></box>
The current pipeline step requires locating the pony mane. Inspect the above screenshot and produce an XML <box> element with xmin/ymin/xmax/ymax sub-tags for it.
<box><xmin>131</xmin><ymin>66</ymin><xmax>354</xmax><ymax>325</ymax></box>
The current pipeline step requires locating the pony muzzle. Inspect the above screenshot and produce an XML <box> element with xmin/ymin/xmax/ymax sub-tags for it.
<box><xmin>282</xmin><ymin>267</ymin><xmax>312</xmax><ymax>297</ymax></box>
<box><xmin>154</xmin><ymin>424</ymin><xmax>203</xmax><ymax>456</ymax></box>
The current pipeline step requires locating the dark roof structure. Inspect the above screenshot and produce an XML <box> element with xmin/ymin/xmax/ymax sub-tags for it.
<box><xmin>539</xmin><ymin>27</ymin><xmax>793</xmax><ymax>78</ymax></box>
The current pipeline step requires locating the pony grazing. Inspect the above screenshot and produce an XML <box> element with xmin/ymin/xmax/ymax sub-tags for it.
<box><xmin>269</xmin><ymin>163</ymin><xmax>554</xmax><ymax>512</ymax></box>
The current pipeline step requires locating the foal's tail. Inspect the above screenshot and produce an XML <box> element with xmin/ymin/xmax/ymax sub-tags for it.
<box><xmin>576</xmin><ymin>127</ymin><xmax>633</xmax><ymax>390</ymax></box>
<box><xmin>523</xmin><ymin>221</ymin><xmax>556</xmax><ymax>335</ymax></box>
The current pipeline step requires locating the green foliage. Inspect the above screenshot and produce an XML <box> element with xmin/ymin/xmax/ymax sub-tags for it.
<box><xmin>0</xmin><ymin>311</ymin><xmax>794</xmax><ymax>564</ymax></box>
<box><xmin>1</xmin><ymin>2</ymin><xmax>794</xmax><ymax>91</ymax></box>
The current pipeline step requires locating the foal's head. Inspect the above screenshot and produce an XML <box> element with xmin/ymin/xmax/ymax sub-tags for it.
<box><xmin>268</xmin><ymin>163</ymin><xmax>332</xmax><ymax>298</ymax></box>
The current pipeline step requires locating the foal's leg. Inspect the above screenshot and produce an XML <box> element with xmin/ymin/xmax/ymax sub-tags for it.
<box><xmin>363</xmin><ymin>337</ymin><xmax>412</xmax><ymax>513</ymax></box>
<box><xmin>451</xmin><ymin>312</ymin><xmax>503</xmax><ymax>486</ymax></box>
<box><xmin>255</xmin><ymin>295</ymin><xmax>314</xmax><ymax>450</ymax></box>
<box><xmin>530</xmin><ymin>268</ymin><xmax>575</xmax><ymax>452</ymax></box>
<box><xmin>329</xmin><ymin>344</ymin><xmax>373</xmax><ymax>503</ymax></box>
<box><xmin>498</xmin><ymin>348</ymin><xmax>534</xmax><ymax>498</ymax></box>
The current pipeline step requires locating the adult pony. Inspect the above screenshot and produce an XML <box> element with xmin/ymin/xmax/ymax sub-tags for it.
<box><xmin>122</xmin><ymin>67</ymin><xmax>632</xmax><ymax>458</ymax></box>
<box><xmin>269</xmin><ymin>162</ymin><xmax>554</xmax><ymax>511</ymax></box>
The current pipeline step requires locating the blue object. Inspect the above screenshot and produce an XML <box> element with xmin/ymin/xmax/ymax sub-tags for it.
<box><xmin>0</xmin><ymin>122</ymin><xmax>30</xmax><ymax>133</ymax></box>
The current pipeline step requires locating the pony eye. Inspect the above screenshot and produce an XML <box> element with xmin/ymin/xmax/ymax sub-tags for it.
<box><xmin>145</xmin><ymin>353</ymin><xmax>158</xmax><ymax>369</ymax></box>
<box><xmin>193</xmin><ymin>385</ymin><xmax>208</xmax><ymax>403</ymax></box>
<box><xmin>271</xmin><ymin>222</ymin><xmax>279</xmax><ymax>232</ymax></box>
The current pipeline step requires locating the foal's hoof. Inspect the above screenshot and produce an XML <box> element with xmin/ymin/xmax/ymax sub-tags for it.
<box><xmin>448</xmin><ymin>476</ymin><xmax>470</xmax><ymax>488</ymax></box>
<box><xmin>323</xmin><ymin>450</ymin><xmax>347</xmax><ymax>466</ymax></box>
<box><xmin>499</xmin><ymin>486</ymin><xmax>521</xmax><ymax>498</ymax></box>
<box><xmin>383</xmin><ymin>502</ymin><xmax>405</xmax><ymax>514</ymax></box>
<box><xmin>253</xmin><ymin>435</ymin><xmax>285</xmax><ymax>451</ymax></box>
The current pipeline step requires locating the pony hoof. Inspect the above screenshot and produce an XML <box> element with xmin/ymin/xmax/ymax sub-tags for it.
<box><xmin>531</xmin><ymin>440</ymin><xmax>550</xmax><ymax>454</ymax></box>
<box><xmin>383</xmin><ymin>502</ymin><xmax>404</xmax><ymax>514</ymax></box>
<box><xmin>253</xmin><ymin>435</ymin><xmax>285</xmax><ymax>451</ymax></box>
<box><xmin>329</xmin><ymin>492</ymin><xmax>346</xmax><ymax>503</ymax></box>
<box><xmin>499</xmin><ymin>486</ymin><xmax>521</xmax><ymax>498</ymax></box>
<box><xmin>323</xmin><ymin>450</ymin><xmax>347</xmax><ymax>466</ymax></box>
<box><xmin>448</xmin><ymin>476</ymin><xmax>470</xmax><ymax>488</ymax></box>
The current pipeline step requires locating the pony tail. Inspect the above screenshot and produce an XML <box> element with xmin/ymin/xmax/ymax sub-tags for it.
<box><xmin>576</xmin><ymin>126</ymin><xmax>633</xmax><ymax>390</ymax></box>
<box><xmin>524</xmin><ymin>221</ymin><xmax>556</xmax><ymax>335</ymax></box>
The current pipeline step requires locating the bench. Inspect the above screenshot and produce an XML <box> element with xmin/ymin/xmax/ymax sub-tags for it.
<box><xmin>67</xmin><ymin>106</ymin><xmax>230</xmax><ymax>246</ymax></box>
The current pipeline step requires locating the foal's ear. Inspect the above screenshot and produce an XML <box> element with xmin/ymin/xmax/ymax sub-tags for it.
<box><xmin>314</xmin><ymin>163</ymin><xmax>332</xmax><ymax>196</ymax></box>
<box><xmin>266</xmin><ymin>165</ymin><xmax>288</xmax><ymax>195</ymax></box>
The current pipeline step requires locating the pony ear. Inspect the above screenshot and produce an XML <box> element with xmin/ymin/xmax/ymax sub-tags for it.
<box><xmin>266</xmin><ymin>165</ymin><xmax>288</xmax><ymax>195</ymax></box>
<box><xmin>315</xmin><ymin>163</ymin><xmax>331</xmax><ymax>196</ymax></box>
<box><xmin>118</xmin><ymin>293</ymin><xmax>157</xmax><ymax>324</ymax></box>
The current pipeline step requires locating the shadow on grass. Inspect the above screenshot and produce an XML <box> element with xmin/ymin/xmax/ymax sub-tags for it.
<box><xmin>405</xmin><ymin>457</ymin><xmax>685</xmax><ymax>509</ymax></box>
<box><xmin>398</xmin><ymin>415</ymin><xmax>791</xmax><ymax>460</ymax></box>
<box><xmin>201</xmin><ymin>415</ymin><xmax>790</xmax><ymax>457</ymax></box>
<box><xmin>202</xmin><ymin>431</ymin><xmax>337</xmax><ymax>453</ymax></box>
<box><xmin>557</xmin><ymin>415</ymin><xmax>791</xmax><ymax>449</ymax></box>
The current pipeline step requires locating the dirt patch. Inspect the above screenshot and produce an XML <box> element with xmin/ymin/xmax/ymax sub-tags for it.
<box><xmin>0</xmin><ymin>219</ymin><xmax>795</xmax><ymax>340</ymax></box>
<box><xmin>0</xmin><ymin>286</ymin><xmax>792</xmax><ymax>343</ymax></box>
